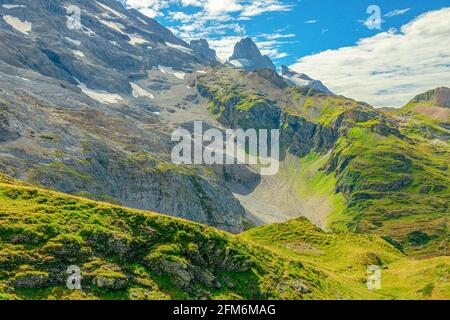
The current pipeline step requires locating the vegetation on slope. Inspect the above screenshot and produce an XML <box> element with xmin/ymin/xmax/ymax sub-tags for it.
<box><xmin>325</xmin><ymin>126</ymin><xmax>449</xmax><ymax>257</ymax></box>
<box><xmin>0</xmin><ymin>173</ymin><xmax>448</xmax><ymax>300</ymax></box>
<box><xmin>242</xmin><ymin>218</ymin><xmax>450</xmax><ymax>300</ymax></box>
<box><xmin>197</xmin><ymin>69</ymin><xmax>449</xmax><ymax>258</ymax></box>
<box><xmin>0</xmin><ymin>173</ymin><xmax>345</xmax><ymax>300</ymax></box>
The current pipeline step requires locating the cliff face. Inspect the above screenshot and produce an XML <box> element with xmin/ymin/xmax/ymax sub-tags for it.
<box><xmin>197</xmin><ymin>73</ymin><xmax>341</xmax><ymax>158</ymax></box>
<box><xmin>410</xmin><ymin>87</ymin><xmax>450</xmax><ymax>107</ymax></box>
<box><xmin>190</xmin><ymin>39</ymin><xmax>217</xmax><ymax>62</ymax></box>
<box><xmin>0</xmin><ymin>0</ymin><xmax>248</xmax><ymax>233</ymax></box>
<box><xmin>228</xmin><ymin>38</ymin><xmax>276</xmax><ymax>71</ymax></box>
<box><xmin>196</xmin><ymin>68</ymin><xmax>449</xmax><ymax>257</ymax></box>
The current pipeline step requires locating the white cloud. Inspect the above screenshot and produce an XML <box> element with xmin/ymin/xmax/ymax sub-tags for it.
<box><xmin>305</xmin><ymin>20</ymin><xmax>317</xmax><ymax>24</ymax></box>
<box><xmin>261</xmin><ymin>33</ymin><xmax>296</xmax><ymax>40</ymax></box>
<box><xmin>385</xmin><ymin>8</ymin><xmax>411</xmax><ymax>18</ymax></box>
<box><xmin>290</xmin><ymin>8</ymin><xmax>450</xmax><ymax>108</ymax></box>
<box><xmin>125</xmin><ymin>0</ymin><xmax>170</xmax><ymax>18</ymax></box>
<box><xmin>124</xmin><ymin>0</ymin><xmax>293</xmax><ymax>42</ymax></box>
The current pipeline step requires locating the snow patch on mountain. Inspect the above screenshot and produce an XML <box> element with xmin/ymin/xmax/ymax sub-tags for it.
<box><xmin>129</xmin><ymin>35</ymin><xmax>149</xmax><ymax>46</ymax></box>
<box><xmin>98</xmin><ymin>19</ymin><xmax>127</xmax><ymax>35</ymax></box>
<box><xmin>78</xmin><ymin>83</ymin><xmax>124</xmax><ymax>104</ymax></box>
<box><xmin>65</xmin><ymin>37</ymin><xmax>81</xmax><ymax>46</ymax></box>
<box><xmin>157</xmin><ymin>66</ymin><xmax>186</xmax><ymax>80</ymax></box>
<box><xmin>165</xmin><ymin>42</ymin><xmax>193</xmax><ymax>55</ymax></box>
<box><xmin>3</xmin><ymin>15</ymin><xmax>32</xmax><ymax>34</ymax></box>
<box><xmin>72</xmin><ymin>50</ymin><xmax>85</xmax><ymax>58</ymax></box>
<box><xmin>2</xmin><ymin>4</ymin><xmax>27</xmax><ymax>9</ymax></box>
<box><xmin>131</xmin><ymin>83</ymin><xmax>154</xmax><ymax>99</ymax></box>
<box><xmin>96</xmin><ymin>1</ymin><xmax>126</xmax><ymax>19</ymax></box>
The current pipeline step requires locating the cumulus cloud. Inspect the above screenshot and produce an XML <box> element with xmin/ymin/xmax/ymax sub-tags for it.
<box><xmin>123</xmin><ymin>0</ymin><xmax>294</xmax><ymax>61</ymax></box>
<box><xmin>124</xmin><ymin>0</ymin><xmax>291</xmax><ymax>20</ymax></box>
<box><xmin>124</xmin><ymin>0</ymin><xmax>292</xmax><ymax>40</ymax></box>
<box><xmin>290</xmin><ymin>8</ymin><xmax>450</xmax><ymax>108</ymax></box>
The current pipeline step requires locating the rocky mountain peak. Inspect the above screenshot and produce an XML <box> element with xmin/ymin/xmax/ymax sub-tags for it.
<box><xmin>280</xmin><ymin>65</ymin><xmax>333</xmax><ymax>95</ymax></box>
<box><xmin>410</xmin><ymin>87</ymin><xmax>450</xmax><ymax>108</ymax></box>
<box><xmin>228</xmin><ymin>37</ymin><xmax>276</xmax><ymax>71</ymax></box>
<box><xmin>190</xmin><ymin>39</ymin><xmax>217</xmax><ymax>62</ymax></box>
<box><xmin>281</xmin><ymin>65</ymin><xmax>310</xmax><ymax>80</ymax></box>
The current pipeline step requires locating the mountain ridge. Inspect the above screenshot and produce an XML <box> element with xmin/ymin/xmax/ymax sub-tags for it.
<box><xmin>0</xmin><ymin>172</ymin><xmax>448</xmax><ymax>300</ymax></box>
<box><xmin>0</xmin><ymin>0</ymin><xmax>448</xmax><ymax>301</ymax></box>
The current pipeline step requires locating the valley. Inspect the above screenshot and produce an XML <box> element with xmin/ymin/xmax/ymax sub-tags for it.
<box><xmin>0</xmin><ymin>0</ymin><xmax>448</xmax><ymax>300</ymax></box>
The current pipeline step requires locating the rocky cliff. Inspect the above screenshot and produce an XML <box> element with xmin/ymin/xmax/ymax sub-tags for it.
<box><xmin>190</xmin><ymin>39</ymin><xmax>217</xmax><ymax>62</ymax></box>
<box><xmin>0</xmin><ymin>0</ymin><xmax>247</xmax><ymax>233</ymax></box>
<box><xmin>228</xmin><ymin>38</ymin><xmax>276</xmax><ymax>71</ymax></box>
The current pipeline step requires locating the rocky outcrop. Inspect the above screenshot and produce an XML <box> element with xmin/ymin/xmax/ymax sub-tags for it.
<box><xmin>228</xmin><ymin>38</ymin><xmax>276</xmax><ymax>71</ymax></box>
<box><xmin>0</xmin><ymin>109</ymin><xmax>20</xmax><ymax>142</ymax></box>
<box><xmin>281</xmin><ymin>65</ymin><xmax>333</xmax><ymax>95</ymax></box>
<box><xmin>28</xmin><ymin>147</ymin><xmax>246</xmax><ymax>234</ymax></box>
<box><xmin>190</xmin><ymin>39</ymin><xmax>217</xmax><ymax>62</ymax></box>
<box><xmin>410</xmin><ymin>87</ymin><xmax>450</xmax><ymax>107</ymax></box>
<box><xmin>11</xmin><ymin>271</ymin><xmax>49</xmax><ymax>289</ymax></box>
<box><xmin>197</xmin><ymin>82</ymin><xmax>340</xmax><ymax>157</ymax></box>
<box><xmin>281</xmin><ymin>113</ymin><xmax>338</xmax><ymax>157</ymax></box>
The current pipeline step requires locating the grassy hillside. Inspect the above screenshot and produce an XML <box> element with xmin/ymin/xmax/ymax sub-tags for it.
<box><xmin>0</xmin><ymin>172</ymin><xmax>347</xmax><ymax>300</ymax></box>
<box><xmin>197</xmin><ymin>70</ymin><xmax>449</xmax><ymax>258</ymax></box>
<box><xmin>325</xmin><ymin>125</ymin><xmax>449</xmax><ymax>258</ymax></box>
<box><xmin>242</xmin><ymin>218</ymin><xmax>450</xmax><ymax>300</ymax></box>
<box><xmin>1</xmin><ymin>173</ymin><xmax>448</xmax><ymax>300</ymax></box>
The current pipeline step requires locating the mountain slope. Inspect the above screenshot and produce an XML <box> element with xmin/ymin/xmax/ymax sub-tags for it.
<box><xmin>228</xmin><ymin>38</ymin><xmax>276</xmax><ymax>71</ymax></box>
<box><xmin>242</xmin><ymin>218</ymin><xmax>450</xmax><ymax>300</ymax></box>
<box><xmin>0</xmin><ymin>0</ymin><xmax>250</xmax><ymax>233</ymax></box>
<box><xmin>1</xmin><ymin>173</ymin><xmax>448</xmax><ymax>300</ymax></box>
<box><xmin>196</xmin><ymin>68</ymin><xmax>449</xmax><ymax>257</ymax></box>
<box><xmin>281</xmin><ymin>65</ymin><xmax>333</xmax><ymax>95</ymax></box>
<box><xmin>0</xmin><ymin>172</ymin><xmax>353</xmax><ymax>300</ymax></box>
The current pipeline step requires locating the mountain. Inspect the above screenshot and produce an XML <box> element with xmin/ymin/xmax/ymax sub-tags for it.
<box><xmin>228</xmin><ymin>38</ymin><xmax>276</xmax><ymax>71</ymax></box>
<box><xmin>386</xmin><ymin>87</ymin><xmax>450</xmax><ymax>141</ymax></box>
<box><xmin>400</xmin><ymin>87</ymin><xmax>450</xmax><ymax>121</ymax></box>
<box><xmin>409</xmin><ymin>87</ymin><xmax>450</xmax><ymax>108</ymax></box>
<box><xmin>281</xmin><ymin>65</ymin><xmax>334</xmax><ymax>94</ymax></box>
<box><xmin>190</xmin><ymin>39</ymin><xmax>217</xmax><ymax>62</ymax></box>
<box><xmin>197</xmin><ymin>69</ymin><xmax>449</xmax><ymax>258</ymax></box>
<box><xmin>0</xmin><ymin>0</ymin><xmax>248</xmax><ymax>233</ymax></box>
<box><xmin>0</xmin><ymin>0</ymin><xmax>449</xmax><ymax>301</ymax></box>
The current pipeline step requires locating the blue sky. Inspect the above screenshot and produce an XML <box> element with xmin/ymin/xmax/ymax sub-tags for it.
<box><xmin>123</xmin><ymin>1</ymin><xmax>450</xmax><ymax>107</ymax></box>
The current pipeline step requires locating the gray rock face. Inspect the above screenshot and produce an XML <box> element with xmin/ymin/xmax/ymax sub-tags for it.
<box><xmin>190</xmin><ymin>39</ymin><xmax>217</xmax><ymax>62</ymax></box>
<box><xmin>280</xmin><ymin>113</ymin><xmax>338</xmax><ymax>157</ymax></box>
<box><xmin>229</xmin><ymin>38</ymin><xmax>276</xmax><ymax>71</ymax></box>
<box><xmin>197</xmin><ymin>81</ymin><xmax>339</xmax><ymax>158</ymax></box>
<box><xmin>281</xmin><ymin>65</ymin><xmax>334</xmax><ymax>95</ymax></box>
<box><xmin>11</xmin><ymin>271</ymin><xmax>49</xmax><ymax>289</ymax></box>
<box><xmin>0</xmin><ymin>0</ymin><xmax>247</xmax><ymax>233</ymax></box>
<box><xmin>93</xmin><ymin>273</ymin><xmax>128</xmax><ymax>290</ymax></box>
<box><xmin>410</xmin><ymin>87</ymin><xmax>450</xmax><ymax>107</ymax></box>
<box><xmin>0</xmin><ymin>0</ymin><xmax>202</xmax><ymax>94</ymax></box>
